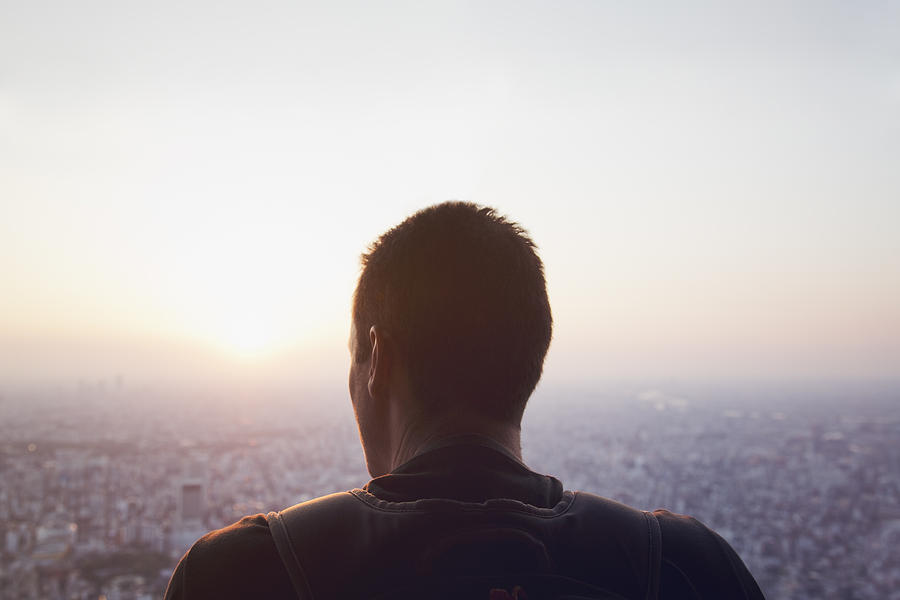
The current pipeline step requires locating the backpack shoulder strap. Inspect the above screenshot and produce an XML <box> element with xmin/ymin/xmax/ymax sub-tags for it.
<box><xmin>265</xmin><ymin>491</ymin><xmax>364</xmax><ymax>599</ymax></box>
<box><xmin>267</xmin><ymin>490</ymin><xmax>663</xmax><ymax>600</ymax></box>
<box><xmin>266</xmin><ymin>509</ymin><xmax>314</xmax><ymax>600</ymax></box>
<box><xmin>643</xmin><ymin>510</ymin><xmax>662</xmax><ymax>600</ymax></box>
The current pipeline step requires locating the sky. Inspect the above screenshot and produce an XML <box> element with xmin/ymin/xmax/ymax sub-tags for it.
<box><xmin>1</xmin><ymin>1</ymin><xmax>899</xmax><ymax>391</ymax></box>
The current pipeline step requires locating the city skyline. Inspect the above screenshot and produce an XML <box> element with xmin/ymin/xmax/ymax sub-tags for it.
<box><xmin>2</xmin><ymin>383</ymin><xmax>897</xmax><ymax>598</ymax></box>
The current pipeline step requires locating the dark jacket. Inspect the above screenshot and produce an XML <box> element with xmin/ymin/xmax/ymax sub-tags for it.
<box><xmin>164</xmin><ymin>434</ymin><xmax>764</xmax><ymax>599</ymax></box>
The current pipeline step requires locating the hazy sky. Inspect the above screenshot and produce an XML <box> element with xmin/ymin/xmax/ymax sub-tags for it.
<box><xmin>2</xmin><ymin>1</ymin><xmax>898</xmax><ymax>389</ymax></box>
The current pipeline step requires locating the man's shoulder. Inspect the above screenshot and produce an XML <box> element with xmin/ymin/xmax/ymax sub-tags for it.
<box><xmin>185</xmin><ymin>513</ymin><xmax>274</xmax><ymax>563</ymax></box>
<box><xmin>566</xmin><ymin>494</ymin><xmax>763</xmax><ymax>598</ymax></box>
<box><xmin>566</xmin><ymin>490</ymin><xmax>657</xmax><ymax>544</ymax></box>
<box><xmin>164</xmin><ymin>513</ymin><xmax>293</xmax><ymax>600</ymax></box>
<box><xmin>652</xmin><ymin>507</ymin><xmax>743</xmax><ymax>568</ymax></box>
<box><xmin>651</xmin><ymin>508</ymin><xmax>765</xmax><ymax>599</ymax></box>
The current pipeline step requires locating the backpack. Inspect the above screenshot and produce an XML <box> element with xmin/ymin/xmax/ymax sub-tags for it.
<box><xmin>266</xmin><ymin>490</ymin><xmax>661</xmax><ymax>600</ymax></box>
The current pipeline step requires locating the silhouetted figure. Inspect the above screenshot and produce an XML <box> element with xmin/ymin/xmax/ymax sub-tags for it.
<box><xmin>164</xmin><ymin>202</ymin><xmax>764</xmax><ymax>599</ymax></box>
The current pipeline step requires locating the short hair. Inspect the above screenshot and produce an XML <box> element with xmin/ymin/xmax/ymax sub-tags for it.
<box><xmin>352</xmin><ymin>202</ymin><xmax>552</xmax><ymax>423</ymax></box>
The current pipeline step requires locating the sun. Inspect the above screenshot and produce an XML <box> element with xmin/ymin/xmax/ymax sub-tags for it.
<box><xmin>219</xmin><ymin>316</ymin><xmax>278</xmax><ymax>359</ymax></box>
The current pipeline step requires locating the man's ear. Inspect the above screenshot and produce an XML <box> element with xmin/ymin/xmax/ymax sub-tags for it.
<box><xmin>367</xmin><ymin>325</ymin><xmax>391</xmax><ymax>399</ymax></box>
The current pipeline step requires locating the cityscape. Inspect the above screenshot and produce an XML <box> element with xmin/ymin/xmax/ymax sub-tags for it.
<box><xmin>1</xmin><ymin>382</ymin><xmax>898</xmax><ymax>599</ymax></box>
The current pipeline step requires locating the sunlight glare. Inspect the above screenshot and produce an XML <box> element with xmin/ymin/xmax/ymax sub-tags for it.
<box><xmin>220</xmin><ymin>314</ymin><xmax>277</xmax><ymax>359</ymax></box>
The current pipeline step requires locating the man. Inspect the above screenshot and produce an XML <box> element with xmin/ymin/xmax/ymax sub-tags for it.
<box><xmin>164</xmin><ymin>202</ymin><xmax>764</xmax><ymax>599</ymax></box>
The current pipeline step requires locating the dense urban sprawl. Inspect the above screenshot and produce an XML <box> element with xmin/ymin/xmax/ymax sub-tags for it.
<box><xmin>1</xmin><ymin>383</ymin><xmax>897</xmax><ymax>599</ymax></box>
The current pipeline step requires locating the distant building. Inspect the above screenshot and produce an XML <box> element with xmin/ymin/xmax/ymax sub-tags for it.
<box><xmin>31</xmin><ymin>521</ymin><xmax>76</xmax><ymax>563</ymax></box>
<box><xmin>104</xmin><ymin>574</ymin><xmax>150</xmax><ymax>600</ymax></box>
<box><xmin>178</xmin><ymin>483</ymin><xmax>204</xmax><ymax>525</ymax></box>
<box><xmin>171</xmin><ymin>458</ymin><xmax>207</xmax><ymax>555</ymax></box>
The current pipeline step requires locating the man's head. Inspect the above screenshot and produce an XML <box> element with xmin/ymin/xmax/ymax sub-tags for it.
<box><xmin>349</xmin><ymin>202</ymin><xmax>552</xmax><ymax>473</ymax></box>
